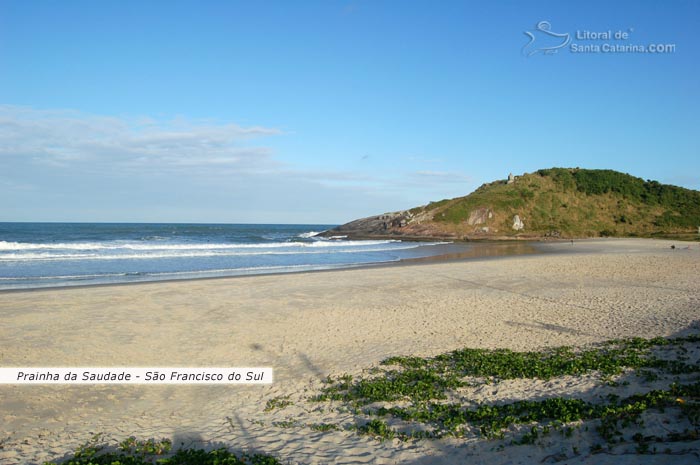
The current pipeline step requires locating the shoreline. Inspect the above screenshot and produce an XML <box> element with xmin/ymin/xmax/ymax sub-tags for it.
<box><xmin>1</xmin><ymin>237</ymin><xmax>698</xmax><ymax>464</ymax></box>
<box><xmin>0</xmin><ymin>238</ymin><xmax>538</xmax><ymax>294</ymax></box>
<box><xmin>2</xmin><ymin>237</ymin><xmax>684</xmax><ymax>295</ymax></box>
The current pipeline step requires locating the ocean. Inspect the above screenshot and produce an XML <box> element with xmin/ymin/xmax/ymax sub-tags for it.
<box><xmin>0</xmin><ymin>223</ymin><xmax>457</xmax><ymax>290</ymax></box>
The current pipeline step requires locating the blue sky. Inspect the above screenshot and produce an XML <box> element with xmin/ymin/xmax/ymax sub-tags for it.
<box><xmin>1</xmin><ymin>0</ymin><xmax>698</xmax><ymax>224</ymax></box>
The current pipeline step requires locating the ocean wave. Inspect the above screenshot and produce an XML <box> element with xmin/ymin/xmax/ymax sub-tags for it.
<box><xmin>297</xmin><ymin>231</ymin><xmax>322</xmax><ymax>238</ymax></box>
<box><xmin>0</xmin><ymin>239</ymin><xmax>399</xmax><ymax>252</ymax></box>
<box><xmin>0</xmin><ymin>243</ymin><xmax>429</xmax><ymax>262</ymax></box>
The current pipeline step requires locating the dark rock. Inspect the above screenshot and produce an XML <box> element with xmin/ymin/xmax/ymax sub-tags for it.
<box><xmin>318</xmin><ymin>211</ymin><xmax>412</xmax><ymax>238</ymax></box>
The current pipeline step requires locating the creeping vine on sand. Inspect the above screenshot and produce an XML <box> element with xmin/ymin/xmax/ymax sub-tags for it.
<box><xmin>306</xmin><ymin>335</ymin><xmax>700</xmax><ymax>450</ymax></box>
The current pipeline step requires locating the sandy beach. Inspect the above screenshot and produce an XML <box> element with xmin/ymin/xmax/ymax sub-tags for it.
<box><xmin>1</xmin><ymin>238</ymin><xmax>699</xmax><ymax>464</ymax></box>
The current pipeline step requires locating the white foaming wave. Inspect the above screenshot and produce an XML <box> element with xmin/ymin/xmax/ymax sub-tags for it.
<box><xmin>306</xmin><ymin>239</ymin><xmax>400</xmax><ymax>247</ymax></box>
<box><xmin>297</xmin><ymin>231</ymin><xmax>321</xmax><ymax>238</ymax></box>
<box><xmin>0</xmin><ymin>239</ymin><xmax>400</xmax><ymax>252</ymax></box>
<box><xmin>0</xmin><ymin>252</ymin><xmax>99</xmax><ymax>261</ymax></box>
<box><xmin>0</xmin><ymin>243</ymin><xmax>430</xmax><ymax>262</ymax></box>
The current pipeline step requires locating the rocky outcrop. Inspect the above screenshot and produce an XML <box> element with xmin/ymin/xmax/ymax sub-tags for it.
<box><xmin>467</xmin><ymin>208</ymin><xmax>493</xmax><ymax>225</ymax></box>
<box><xmin>318</xmin><ymin>211</ymin><xmax>414</xmax><ymax>238</ymax></box>
<box><xmin>512</xmin><ymin>215</ymin><xmax>524</xmax><ymax>230</ymax></box>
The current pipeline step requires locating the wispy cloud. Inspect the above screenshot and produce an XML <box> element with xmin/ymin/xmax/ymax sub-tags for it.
<box><xmin>0</xmin><ymin>105</ymin><xmax>281</xmax><ymax>174</ymax></box>
<box><xmin>0</xmin><ymin>105</ymin><xmax>478</xmax><ymax>222</ymax></box>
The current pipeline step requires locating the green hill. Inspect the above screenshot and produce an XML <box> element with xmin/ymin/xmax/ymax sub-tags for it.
<box><xmin>325</xmin><ymin>168</ymin><xmax>700</xmax><ymax>240</ymax></box>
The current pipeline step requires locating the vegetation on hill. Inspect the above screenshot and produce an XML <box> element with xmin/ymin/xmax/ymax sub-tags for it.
<box><xmin>538</xmin><ymin>168</ymin><xmax>700</xmax><ymax>228</ymax></box>
<box><xmin>404</xmin><ymin>168</ymin><xmax>700</xmax><ymax>239</ymax></box>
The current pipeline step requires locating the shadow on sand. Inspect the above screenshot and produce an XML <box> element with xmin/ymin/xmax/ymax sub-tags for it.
<box><xmin>49</xmin><ymin>322</ymin><xmax>700</xmax><ymax>465</ymax></box>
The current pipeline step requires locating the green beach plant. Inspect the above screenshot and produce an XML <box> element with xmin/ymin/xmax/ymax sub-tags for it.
<box><xmin>44</xmin><ymin>436</ymin><xmax>282</xmax><ymax>465</ymax></box>
<box><xmin>264</xmin><ymin>395</ymin><xmax>293</xmax><ymax>412</ymax></box>
<box><xmin>305</xmin><ymin>335</ymin><xmax>700</xmax><ymax>447</ymax></box>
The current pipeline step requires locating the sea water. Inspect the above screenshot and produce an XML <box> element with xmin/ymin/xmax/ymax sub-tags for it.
<box><xmin>0</xmin><ymin>223</ymin><xmax>455</xmax><ymax>290</ymax></box>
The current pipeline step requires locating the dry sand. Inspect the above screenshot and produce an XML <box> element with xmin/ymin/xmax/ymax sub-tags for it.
<box><xmin>0</xmin><ymin>238</ymin><xmax>698</xmax><ymax>464</ymax></box>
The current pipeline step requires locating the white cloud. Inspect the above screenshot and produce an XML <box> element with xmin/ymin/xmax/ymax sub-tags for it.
<box><xmin>0</xmin><ymin>105</ymin><xmax>281</xmax><ymax>173</ymax></box>
<box><xmin>0</xmin><ymin>105</ymin><xmax>478</xmax><ymax>222</ymax></box>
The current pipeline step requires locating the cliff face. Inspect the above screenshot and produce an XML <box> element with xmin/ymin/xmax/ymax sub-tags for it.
<box><xmin>321</xmin><ymin>168</ymin><xmax>700</xmax><ymax>241</ymax></box>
